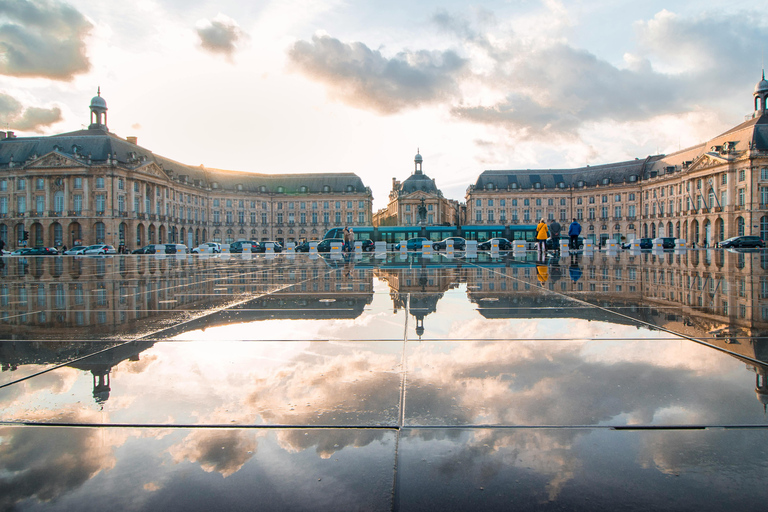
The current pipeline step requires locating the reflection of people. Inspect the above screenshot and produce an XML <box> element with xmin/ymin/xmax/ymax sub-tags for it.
<box><xmin>569</xmin><ymin>259</ymin><xmax>582</xmax><ymax>282</ymax></box>
<box><xmin>536</xmin><ymin>219</ymin><xmax>548</xmax><ymax>253</ymax></box>
<box><xmin>343</xmin><ymin>227</ymin><xmax>352</xmax><ymax>252</ymax></box>
<box><xmin>344</xmin><ymin>252</ymin><xmax>355</xmax><ymax>277</ymax></box>
<box><xmin>568</xmin><ymin>218</ymin><xmax>581</xmax><ymax>250</ymax></box>
<box><xmin>536</xmin><ymin>264</ymin><xmax>549</xmax><ymax>285</ymax></box>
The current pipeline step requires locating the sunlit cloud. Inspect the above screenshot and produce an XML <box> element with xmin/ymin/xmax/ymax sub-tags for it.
<box><xmin>0</xmin><ymin>0</ymin><xmax>92</xmax><ymax>80</ymax></box>
<box><xmin>195</xmin><ymin>13</ymin><xmax>247</xmax><ymax>58</ymax></box>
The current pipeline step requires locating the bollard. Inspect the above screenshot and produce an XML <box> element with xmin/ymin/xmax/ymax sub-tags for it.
<box><xmin>583</xmin><ymin>239</ymin><xmax>594</xmax><ymax>252</ymax></box>
<box><xmin>676</xmin><ymin>239</ymin><xmax>687</xmax><ymax>249</ymax></box>
<box><xmin>375</xmin><ymin>241</ymin><xmax>386</xmax><ymax>259</ymax></box>
<box><xmin>285</xmin><ymin>242</ymin><xmax>295</xmax><ymax>253</ymax></box>
<box><xmin>606</xmin><ymin>239</ymin><xmax>618</xmax><ymax>251</ymax></box>
<box><xmin>446</xmin><ymin>239</ymin><xmax>454</xmax><ymax>256</ymax></box>
<box><xmin>559</xmin><ymin>239</ymin><xmax>569</xmax><ymax>252</ymax></box>
<box><xmin>310</xmin><ymin>241</ymin><xmax>318</xmax><ymax>254</ymax></box>
<box><xmin>422</xmin><ymin>242</ymin><xmax>433</xmax><ymax>256</ymax></box>
<box><xmin>630</xmin><ymin>239</ymin><xmax>641</xmax><ymax>250</ymax></box>
<box><xmin>652</xmin><ymin>238</ymin><xmax>663</xmax><ymax>250</ymax></box>
<box><xmin>465</xmin><ymin>240</ymin><xmax>478</xmax><ymax>258</ymax></box>
<box><xmin>399</xmin><ymin>242</ymin><xmax>407</xmax><ymax>256</ymax></box>
<box><xmin>354</xmin><ymin>241</ymin><xmax>363</xmax><ymax>253</ymax></box>
<box><xmin>512</xmin><ymin>239</ymin><xmax>526</xmax><ymax>252</ymax></box>
<box><xmin>330</xmin><ymin>242</ymin><xmax>342</xmax><ymax>255</ymax></box>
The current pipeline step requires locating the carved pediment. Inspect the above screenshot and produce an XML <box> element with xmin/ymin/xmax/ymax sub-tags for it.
<box><xmin>28</xmin><ymin>152</ymin><xmax>83</xmax><ymax>169</ymax></box>
<box><xmin>136</xmin><ymin>162</ymin><xmax>166</xmax><ymax>178</ymax></box>
<box><xmin>688</xmin><ymin>153</ymin><xmax>728</xmax><ymax>172</ymax></box>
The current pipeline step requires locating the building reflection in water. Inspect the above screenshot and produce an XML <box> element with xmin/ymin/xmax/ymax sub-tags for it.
<box><xmin>1</xmin><ymin>250</ymin><xmax>767</xmax><ymax>409</ymax></box>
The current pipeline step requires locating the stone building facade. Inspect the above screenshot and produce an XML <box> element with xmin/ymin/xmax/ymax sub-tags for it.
<box><xmin>467</xmin><ymin>74</ymin><xmax>768</xmax><ymax>246</ymax></box>
<box><xmin>373</xmin><ymin>152</ymin><xmax>458</xmax><ymax>227</ymax></box>
<box><xmin>0</xmin><ymin>92</ymin><xmax>373</xmax><ymax>250</ymax></box>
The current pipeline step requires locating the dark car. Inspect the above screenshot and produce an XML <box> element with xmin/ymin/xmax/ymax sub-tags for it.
<box><xmin>316</xmin><ymin>238</ymin><xmax>344</xmax><ymax>252</ymax></box>
<box><xmin>229</xmin><ymin>241</ymin><xmax>261</xmax><ymax>253</ymax></box>
<box><xmin>621</xmin><ymin>237</ymin><xmax>676</xmax><ymax>250</ymax></box>
<box><xmin>254</xmin><ymin>241</ymin><xmax>283</xmax><ymax>253</ymax></box>
<box><xmin>12</xmin><ymin>246</ymin><xmax>58</xmax><ymax>256</ymax></box>
<box><xmin>477</xmin><ymin>238</ymin><xmax>513</xmax><ymax>251</ymax></box>
<box><xmin>432</xmin><ymin>237</ymin><xmax>466</xmax><ymax>251</ymax></box>
<box><xmin>394</xmin><ymin>237</ymin><xmax>430</xmax><ymax>251</ymax></box>
<box><xmin>546</xmin><ymin>237</ymin><xmax>584</xmax><ymax>250</ymax></box>
<box><xmin>718</xmin><ymin>235</ymin><xmax>764</xmax><ymax>248</ymax></box>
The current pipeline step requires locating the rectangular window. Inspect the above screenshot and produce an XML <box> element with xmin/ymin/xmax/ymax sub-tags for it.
<box><xmin>118</xmin><ymin>195</ymin><xmax>125</xmax><ymax>213</ymax></box>
<box><xmin>588</xmin><ymin>208</ymin><xmax>595</xmax><ymax>220</ymax></box>
<box><xmin>250</xmin><ymin>212</ymin><xmax>256</xmax><ymax>224</ymax></box>
<box><xmin>36</xmin><ymin>178</ymin><xmax>44</xmax><ymax>190</ymax></box>
<box><xmin>323</xmin><ymin>212</ymin><xmax>329</xmax><ymax>224</ymax></box>
<box><xmin>0</xmin><ymin>179</ymin><xmax>6</xmax><ymax>191</ymax></box>
<box><xmin>0</xmin><ymin>196</ymin><xmax>7</xmax><ymax>214</ymax></box>
<box><xmin>614</xmin><ymin>206</ymin><xmax>621</xmax><ymax>218</ymax></box>
<box><xmin>312</xmin><ymin>212</ymin><xmax>317</xmax><ymax>223</ymax></box>
<box><xmin>722</xmin><ymin>173</ymin><xmax>728</xmax><ymax>185</ymax></box>
<box><xmin>213</xmin><ymin>199</ymin><xmax>220</xmax><ymax>207</ymax></box>
<box><xmin>226</xmin><ymin>211</ymin><xmax>233</xmax><ymax>223</ymax></box>
<box><xmin>300</xmin><ymin>212</ymin><xmax>306</xmax><ymax>224</ymax></box>
<box><xmin>335</xmin><ymin>212</ymin><xmax>341</xmax><ymax>224</ymax></box>
<box><xmin>628</xmin><ymin>193</ymin><xmax>635</xmax><ymax>201</ymax></box>
<box><xmin>405</xmin><ymin>204</ymin><xmax>411</xmax><ymax>212</ymax></box>
<box><xmin>118</xmin><ymin>178</ymin><xmax>124</xmax><ymax>190</ymax></box>
<box><xmin>476</xmin><ymin>210</ymin><xmax>482</xmax><ymax>222</ymax></box>
<box><xmin>238</xmin><ymin>211</ymin><xmax>245</xmax><ymax>223</ymax></box>
<box><xmin>738</xmin><ymin>188</ymin><xmax>745</xmax><ymax>206</ymax></box>
<box><xmin>601</xmin><ymin>206</ymin><xmax>608</xmax><ymax>218</ymax></box>
<box><xmin>476</xmin><ymin>199</ymin><xmax>481</xmax><ymax>206</ymax></box>
<box><xmin>761</xmin><ymin>168</ymin><xmax>768</xmax><ymax>180</ymax></box>
<box><xmin>289</xmin><ymin>212</ymin><xmax>295</xmax><ymax>224</ymax></box>
<box><xmin>346</xmin><ymin>201</ymin><xmax>352</xmax><ymax>209</ymax></box>
<box><xmin>213</xmin><ymin>210</ymin><xmax>220</xmax><ymax>223</ymax></box>
<box><xmin>74</xmin><ymin>194</ymin><xmax>82</xmax><ymax>213</ymax></box>
<box><xmin>277</xmin><ymin>213</ymin><xmax>283</xmax><ymax>224</ymax></box>
<box><xmin>523</xmin><ymin>210</ymin><xmax>530</xmax><ymax>222</ymax></box>
<box><xmin>487</xmin><ymin>210</ymin><xmax>494</xmax><ymax>222</ymax></box>
<box><xmin>628</xmin><ymin>205</ymin><xmax>635</xmax><ymax>217</ymax></box>
<box><xmin>17</xmin><ymin>196</ymin><xmax>25</xmax><ymax>213</ymax></box>
<box><xmin>500</xmin><ymin>210</ymin><xmax>506</xmax><ymax>222</ymax></box>
<box><xmin>239</xmin><ymin>200</ymin><xmax>244</xmax><ymax>208</ymax></box>
<box><xmin>36</xmin><ymin>195</ymin><xmax>44</xmax><ymax>214</ymax></box>
<box><xmin>17</xmin><ymin>179</ymin><xmax>25</xmax><ymax>191</ymax></box>
<box><xmin>739</xmin><ymin>169</ymin><xmax>745</xmax><ymax>182</ymax></box>
<box><xmin>358</xmin><ymin>212</ymin><xmax>365</xmax><ymax>224</ymax></box>
<box><xmin>312</xmin><ymin>201</ymin><xmax>318</xmax><ymax>209</ymax></box>
<box><xmin>761</xmin><ymin>187</ymin><xmax>768</xmax><ymax>206</ymax></box>
<box><xmin>488</xmin><ymin>199</ymin><xmax>494</xmax><ymax>207</ymax></box>
<box><xmin>262</xmin><ymin>213</ymin><xmax>267</xmax><ymax>224</ymax></box>
<box><xmin>335</xmin><ymin>201</ymin><xmax>341</xmax><ymax>209</ymax></box>
<box><xmin>96</xmin><ymin>194</ymin><xmax>105</xmax><ymax>213</ymax></box>
<box><xmin>500</xmin><ymin>199</ymin><xmax>506</xmax><ymax>207</ymax></box>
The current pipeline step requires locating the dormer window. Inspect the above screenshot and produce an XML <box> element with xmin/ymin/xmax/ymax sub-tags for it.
<box><xmin>629</xmin><ymin>175</ymin><xmax>638</xmax><ymax>183</ymax></box>
<box><xmin>533</xmin><ymin>182</ymin><xmax>541</xmax><ymax>189</ymax></box>
<box><xmin>323</xmin><ymin>185</ymin><xmax>331</xmax><ymax>193</ymax></box>
<box><xmin>260</xmin><ymin>185</ymin><xmax>267</xmax><ymax>193</ymax></box>
<box><xmin>577</xmin><ymin>180</ymin><xmax>585</xmax><ymax>187</ymax></box>
<box><xmin>346</xmin><ymin>185</ymin><xmax>354</xmax><ymax>192</ymax></box>
<box><xmin>510</xmin><ymin>183</ymin><xmax>518</xmax><ymax>189</ymax></box>
<box><xmin>277</xmin><ymin>186</ymin><xmax>285</xmax><ymax>193</ymax></box>
<box><xmin>486</xmin><ymin>183</ymin><xmax>494</xmax><ymax>190</ymax></box>
<box><xmin>299</xmin><ymin>186</ymin><xmax>308</xmax><ymax>193</ymax></box>
<box><xmin>602</xmin><ymin>178</ymin><xmax>610</xmax><ymax>185</ymax></box>
<box><xmin>237</xmin><ymin>184</ymin><xmax>243</xmax><ymax>191</ymax></box>
<box><xmin>558</xmin><ymin>182</ymin><xmax>566</xmax><ymax>189</ymax></box>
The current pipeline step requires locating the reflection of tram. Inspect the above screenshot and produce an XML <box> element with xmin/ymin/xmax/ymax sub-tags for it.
<box><xmin>324</xmin><ymin>224</ymin><xmax>538</xmax><ymax>246</ymax></box>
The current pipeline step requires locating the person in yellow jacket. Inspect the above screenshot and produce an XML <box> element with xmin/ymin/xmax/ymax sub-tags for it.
<box><xmin>536</xmin><ymin>218</ymin><xmax>548</xmax><ymax>253</ymax></box>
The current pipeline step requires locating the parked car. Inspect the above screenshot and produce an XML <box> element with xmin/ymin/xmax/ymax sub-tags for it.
<box><xmin>82</xmin><ymin>244</ymin><xmax>116</xmax><ymax>255</ymax></box>
<box><xmin>254</xmin><ymin>241</ymin><xmax>283</xmax><ymax>253</ymax></box>
<box><xmin>132</xmin><ymin>243</ymin><xmax>187</xmax><ymax>255</ymax></box>
<box><xmin>394</xmin><ymin>237</ymin><xmax>431</xmax><ymax>251</ymax></box>
<box><xmin>546</xmin><ymin>237</ymin><xmax>584</xmax><ymax>250</ymax></box>
<box><xmin>192</xmin><ymin>242</ymin><xmax>221</xmax><ymax>254</ymax></box>
<box><xmin>315</xmin><ymin>238</ymin><xmax>344</xmax><ymax>252</ymax></box>
<box><xmin>11</xmin><ymin>247</ymin><xmax>59</xmax><ymax>256</ymax></box>
<box><xmin>228</xmin><ymin>241</ymin><xmax>260</xmax><ymax>253</ymax></box>
<box><xmin>164</xmin><ymin>244</ymin><xmax>188</xmax><ymax>254</ymax></box>
<box><xmin>718</xmin><ymin>235</ymin><xmax>764</xmax><ymax>248</ymax></box>
<box><xmin>432</xmin><ymin>237</ymin><xmax>466</xmax><ymax>251</ymax></box>
<box><xmin>477</xmin><ymin>238</ymin><xmax>513</xmax><ymax>251</ymax></box>
<box><xmin>64</xmin><ymin>246</ymin><xmax>89</xmax><ymax>255</ymax></box>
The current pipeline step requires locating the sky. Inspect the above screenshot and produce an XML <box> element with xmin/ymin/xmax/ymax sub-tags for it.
<box><xmin>1</xmin><ymin>0</ymin><xmax>767</xmax><ymax>210</ymax></box>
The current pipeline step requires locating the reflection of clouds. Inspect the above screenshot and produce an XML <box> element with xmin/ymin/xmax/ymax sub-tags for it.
<box><xmin>0</xmin><ymin>368</ymin><xmax>79</xmax><ymax>417</ymax></box>
<box><xmin>121</xmin><ymin>353</ymin><xmax>159</xmax><ymax>374</ymax></box>
<box><xmin>169</xmin><ymin>429</ymin><xmax>258</xmax><ymax>477</ymax></box>
<box><xmin>0</xmin><ymin>410</ymin><xmax>119</xmax><ymax>510</ymax></box>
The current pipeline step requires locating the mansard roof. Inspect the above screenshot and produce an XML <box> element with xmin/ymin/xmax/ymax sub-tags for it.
<box><xmin>400</xmin><ymin>171</ymin><xmax>439</xmax><ymax>195</ymax></box>
<box><xmin>0</xmin><ymin>128</ymin><xmax>370</xmax><ymax>195</ymax></box>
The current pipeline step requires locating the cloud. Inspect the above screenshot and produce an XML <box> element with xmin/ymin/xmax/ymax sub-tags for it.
<box><xmin>0</xmin><ymin>0</ymin><xmax>92</xmax><ymax>80</ymax></box>
<box><xmin>288</xmin><ymin>34</ymin><xmax>468</xmax><ymax>114</ymax></box>
<box><xmin>0</xmin><ymin>92</ymin><xmax>61</xmax><ymax>132</ymax></box>
<box><xmin>195</xmin><ymin>13</ymin><xmax>246</xmax><ymax>57</ymax></box>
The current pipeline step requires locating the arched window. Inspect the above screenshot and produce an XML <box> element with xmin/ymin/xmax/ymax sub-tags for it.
<box><xmin>643</xmin><ymin>223</ymin><xmax>648</xmax><ymax>237</ymax></box>
<box><xmin>53</xmin><ymin>223</ymin><xmax>62</xmax><ymax>245</ymax></box>
<box><xmin>0</xmin><ymin>224</ymin><xmax>7</xmax><ymax>244</ymax></box>
<box><xmin>716</xmin><ymin>218</ymin><xmax>724</xmax><ymax>242</ymax></box>
<box><xmin>737</xmin><ymin>216</ymin><xmax>745</xmax><ymax>236</ymax></box>
<box><xmin>651</xmin><ymin>223</ymin><xmax>656</xmax><ymax>238</ymax></box>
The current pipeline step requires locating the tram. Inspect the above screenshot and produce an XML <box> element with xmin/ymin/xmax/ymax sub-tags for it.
<box><xmin>323</xmin><ymin>224</ymin><xmax>538</xmax><ymax>247</ymax></box>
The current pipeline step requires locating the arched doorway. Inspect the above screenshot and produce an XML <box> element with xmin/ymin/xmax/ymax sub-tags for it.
<box><xmin>170</xmin><ymin>226</ymin><xmax>177</xmax><ymax>243</ymax></box>
<box><xmin>195</xmin><ymin>228</ymin><xmax>200</xmax><ymax>247</ymax></box>
<box><xmin>667</xmin><ymin>222</ymin><xmax>673</xmax><ymax>238</ymax></box>
<box><xmin>716</xmin><ymin>218</ymin><xmax>724</xmax><ymax>243</ymax></box>
<box><xmin>15</xmin><ymin>223</ymin><xmax>24</xmax><ymax>246</ymax></box>
<box><xmin>68</xmin><ymin>222</ymin><xmax>82</xmax><ymax>247</ymax></box>
<box><xmin>651</xmin><ymin>223</ymin><xmax>656</xmax><ymax>238</ymax></box>
<box><xmin>137</xmin><ymin>224</ymin><xmax>145</xmax><ymax>247</ymax></box>
<box><xmin>737</xmin><ymin>216</ymin><xmax>745</xmax><ymax>236</ymax></box>
<box><xmin>180</xmin><ymin>227</ymin><xmax>186</xmax><ymax>246</ymax></box>
<box><xmin>676</xmin><ymin>221</ymin><xmax>680</xmax><ymax>238</ymax></box>
<box><xmin>703</xmin><ymin>219</ymin><xmax>711</xmax><ymax>247</ymax></box>
<box><xmin>202</xmin><ymin>229</ymin><xmax>207</xmax><ymax>242</ymax></box>
<box><xmin>31</xmin><ymin>222</ymin><xmax>44</xmax><ymax>246</ymax></box>
<box><xmin>691</xmin><ymin>220</ymin><xmax>699</xmax><ymax>245</ymax></box>
<box><xmin>148</xmin><ymin>224</ymin><xmax>156</xmax><ymax>244</ymax></box>
<box><xmin>158</xmin><ymin>225</ymin><xmax>166</xmax><ymax>244</ymax></box>
<box><xmin>94</xmin><ymin>221</ymin><xmax>105</xmax><ymax>243</ymax></box>
<box><xmin>49</xmin><ymin>222</ymin><xmax>63</xmax><ymax>247</ymax></box>
<box><xmin>643</xmin><ymin>223</ymin><xmax>648</xmax><ymax>238</ymax></box>
<box><xmin>682</xmin><ymin>220</ymin><xmax>688</xmax><ymax>241</ymax></box>
<box><xmin>0</xmin><ymin>224</ymin><xmax>7</xmax><ymax>245</ymax></box>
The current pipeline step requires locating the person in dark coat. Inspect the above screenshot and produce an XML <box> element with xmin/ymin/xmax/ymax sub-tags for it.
<box><xmin>568</xmin><ymin>218</ymin><xmax>581</xmax><ymax>250</ymax></box>
<box><xmin>549</xmin><ymin>220</ymin><xmax>562</xmax><ymax>251</ymax></box>
<box><xmin>0</xmin><ymin>238</ymin><xmax>4</xmax><ymax>255</ymax></box>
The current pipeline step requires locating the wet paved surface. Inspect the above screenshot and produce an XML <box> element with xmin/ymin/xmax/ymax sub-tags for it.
<box><xmin>1</xmin><ymin>249</ymin><xmax>768</xmax><ymax>511</ymax></box>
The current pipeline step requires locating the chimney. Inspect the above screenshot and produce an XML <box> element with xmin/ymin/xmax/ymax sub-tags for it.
<box><xmin>6</xmin><ymin>131</ymin><xmax>15</xmax><ymax>139</ymax></box>
<box><xmin>126</xmin><ymin>136</ymin><xmax>138</xmax><ymax>145</ymax></box>
<box><xmin>0</xmin><ymin>132</ymin><xmax>6</xmax><ymax>140</ymax></box>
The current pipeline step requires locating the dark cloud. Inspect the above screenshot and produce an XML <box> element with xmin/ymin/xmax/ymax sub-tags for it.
<box><xmin>288</xmin><ymin>34</ymin><xmax>468</xmax><ymax>114</ymax></box>
<box><xmin>195</xmin><ymin>14</ymin><xmax>245</xmax><ymax>57</ymax></box>
<box><xmin>0</xmin><ymin>0</ymin><xmax>92</xmax><ymax>80</ymax></box>
<box><xmin>0</xmin><ymin>92</ymin><xmax>61</xmax><ymax>132</ymax></box>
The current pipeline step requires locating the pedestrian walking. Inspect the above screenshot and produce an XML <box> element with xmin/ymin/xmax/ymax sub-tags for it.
<box><xmin>549</xmin><ymin>219</ymin><xmax>561</xmax><ymax>251</ymax></box>
<box><xmin>568</xmin><ymin>218</ymin><xmax>581</xmax><ymax>250</ymax></box>
<box><xmin>536</xmin><ymin>218</ymin><xmax>548</xmax><ymax>254</ymax></box>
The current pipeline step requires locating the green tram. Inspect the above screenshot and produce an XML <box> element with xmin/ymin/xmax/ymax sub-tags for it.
<box><xmin>323</xmin><ymin>224</ymin><xmax>538</xmax><ymax>246</ymax></box>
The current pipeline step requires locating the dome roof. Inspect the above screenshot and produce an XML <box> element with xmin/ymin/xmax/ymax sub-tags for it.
<box><xmin>90</xmin><ymin>89</ymin><xmax>107</xmax><ymax>111</ymax></box>
<box><xmin>401</xmin><ymin>172</ymin><xmax>438</xmax><ymax>194</ymax></box>
<box><xmin>755</xmin><ymin>72</ymin><xmax>768</xmax><ymax>94</ymax></box>
<box><xmin>414</xmin><ymin>152</ymin><xmax>423</xmax><ymax>163</ymax></box>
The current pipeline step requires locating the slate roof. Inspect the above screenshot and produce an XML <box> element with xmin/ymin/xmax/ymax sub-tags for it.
<box><xmin>400</xmin><ymin>171</ymin><xmax>439</xmax><ymax>195</ymax></box>
<box><xmin>0</xmin><ymin>127</ymin><xmax>370</xmax><ymax>195</ymax></box>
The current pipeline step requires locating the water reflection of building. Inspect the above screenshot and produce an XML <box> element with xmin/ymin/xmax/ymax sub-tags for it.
<box><xmin>375</xmin><ymin>266</ymin><xmax>464</xmax><ymax>338</ymax></box>
<box><xmin>0</xmin><ymin>255</ymin><xmax>375</xmax><ymax>403</ymax></box>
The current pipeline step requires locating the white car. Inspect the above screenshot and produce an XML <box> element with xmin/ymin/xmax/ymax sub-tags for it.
<box><xmin>64</xmin><ymin>246</ymin><xmax>88</xmax><ymax>255</ymax></box>
<box><xmin>192</xmin><ymin>242</ymin><xmax>221</xmax><ymax>254</ymax></box>
<box><xmin>82</xmin><ymin>244</ymin><xmax>117</xmax><ymax>255</ymax></box>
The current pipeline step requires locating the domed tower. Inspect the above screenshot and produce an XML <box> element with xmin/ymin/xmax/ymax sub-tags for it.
<box><xmin>89</xmin><ymin>87</ymin><xmax>108</xmax><ymax>130</ymax></box>
<box><xmin>755</xmin><ymin>71</ymin><xmax>768</xmax><ymax>117</ymax></box>
<box><xmin>414</xmin><ymin>149</ymin><xmax>423</xmax><ymax>175</ymax></box>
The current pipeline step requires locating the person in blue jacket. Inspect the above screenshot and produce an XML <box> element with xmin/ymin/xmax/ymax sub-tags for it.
<box><xmin>568</xmin><ymin>218</ymin><xmax>581</xmax><ymax>250</ymax></box>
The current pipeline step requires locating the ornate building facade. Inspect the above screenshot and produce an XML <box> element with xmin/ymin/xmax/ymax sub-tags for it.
<box><xmin>0</xmin><ymin>92</ymin><xmax>373</xmax><ymax>249</ymax></box>
<box><xmin>467</xmin><ymin>74</ymin><xmax>768</xmax><ymax>246</ymax></box>
<box><xmin>373</xmin><ymin>152</ymin><xmax>459</xmax><ymax>227</ymax></box>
